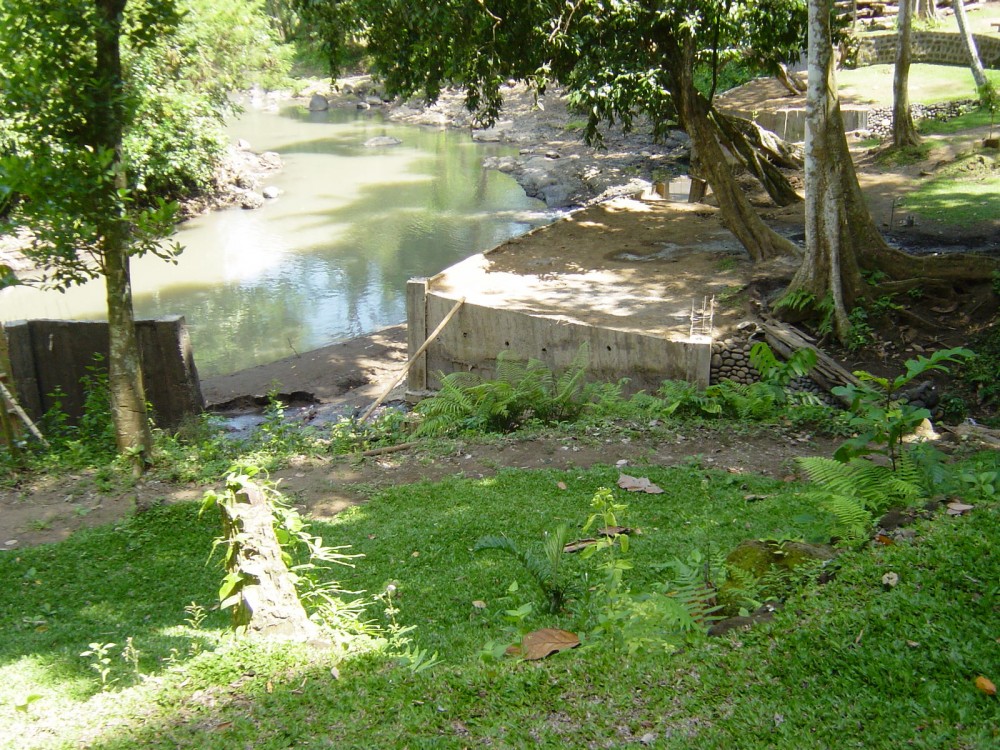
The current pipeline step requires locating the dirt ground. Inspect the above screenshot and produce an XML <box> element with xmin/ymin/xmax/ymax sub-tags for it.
<box><xmin>3</xmin><ymin>70</ymin><xmax>999</xmax><ymax>550</ymax></box>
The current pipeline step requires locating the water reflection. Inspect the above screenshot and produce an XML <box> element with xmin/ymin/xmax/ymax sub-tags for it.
<box><xmin>0</xmin><ymin>106</ymin><xmax>553</xmax><ymax>376</ymax></box>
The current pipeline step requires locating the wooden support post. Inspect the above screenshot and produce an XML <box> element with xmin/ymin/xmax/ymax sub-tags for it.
<box><xmin>406</xmin><ymin>278</ymin><xmax>429</xmax><ymax>395</ymax></box>
<box><xmin>360</xmin><ymin>296</ymin><xmax>466</xmax><ymax>423</ymax></box>
<box><xmin>0</xmin><ymin>380</ymin><xmax>48</xmax><ymax>448</ymax></box>
<box><xmin>0</xmin><ymin>324</ymin><xmax>19</xmax><ymax>452</ymax></box>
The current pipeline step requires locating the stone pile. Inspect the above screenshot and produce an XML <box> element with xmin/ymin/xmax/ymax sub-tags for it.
<box><xmin>710</xmin><ymin>334</ymin><xmax>839</xmax><ymax>406</ymax></box>
<box><xmin>862</xmin><ymin>100</ymin><xmax>979</xmax><ymax>141</ymax></box>
<box><xmin>710</xmin><ymin>337</ymin><xmax>760</xmax><ymax>385</ymax></box>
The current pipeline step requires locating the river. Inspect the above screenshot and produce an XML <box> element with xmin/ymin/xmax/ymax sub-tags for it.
<box><xmin>0</xmin><ymin>105</ymin><xmax>554</xmax><ymax>376</ymax></box>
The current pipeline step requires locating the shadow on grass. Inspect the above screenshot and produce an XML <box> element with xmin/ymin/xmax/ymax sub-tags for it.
<box><xmin>0</xmin><ymin>502</ymin><xmax>227</xmax><ymax>694</ymax></box>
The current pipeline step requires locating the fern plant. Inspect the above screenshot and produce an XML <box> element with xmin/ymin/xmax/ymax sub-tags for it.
<box><xmin>749</xmin><ymin>341</ymin><xmax>818</xmax><ymax>404</ymax></box>
<box><xmin>416</xmin><ymin>345</ymin><xmax>608</xmax><ymax>436</ymax></box>
<box><xmin>797</xmin><ymin>455</ymin><xmax>924</xmax><ymax>541</ymax></box>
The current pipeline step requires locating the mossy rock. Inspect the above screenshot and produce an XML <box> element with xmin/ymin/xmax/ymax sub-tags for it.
<box><xmin>718</xmin><ymin>539</ymin><xmax>837</xmax><ymax>616</ymax></box>
<box><xmin>726</xmin><ymin>539</ymin><xmax>836</xmax><ymax>575</ymax></box>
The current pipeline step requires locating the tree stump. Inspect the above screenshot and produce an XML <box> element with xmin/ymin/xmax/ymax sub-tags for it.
<box><xmin>218</xmin><ymin>481</ymin><xmax>324</xmax><ymax>642</ymax></box>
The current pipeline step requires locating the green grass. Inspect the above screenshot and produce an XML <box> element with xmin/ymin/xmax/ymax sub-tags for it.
<box><xmin>1</xmin><ymin>449</ymin><xmax>998</xmax><ymax>749</ymax></box>
<box><xmin>904</xmin><ymin>149</ymin><xmax>1000</xmax><ymax>228</ymax></box>
<box><xmin>919</xmin><ymin>108</ymin><xmax>998</xmax><ymax>137</ymax></box>
<box><xmin>838</xmin><ymin>65</ymin><xmax>1000</xmax><ymax>107</ymax></box>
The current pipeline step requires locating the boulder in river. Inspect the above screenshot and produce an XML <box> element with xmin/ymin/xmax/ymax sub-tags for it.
<box><xmin>240</xmin><ymin>192</ymin><xmax>265</xmax><ymax>210</ymax></box>
<box><xmin>308</xmin><ymin>94</ymin><xmax>329</xmax><ymax>112</ymax></box>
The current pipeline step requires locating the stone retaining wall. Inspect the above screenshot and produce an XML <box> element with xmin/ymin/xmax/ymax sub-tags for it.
<box><xmin>854</xmin><ymin>31</ymin><xmax>1000</xmax><ymax>69</ymax></box>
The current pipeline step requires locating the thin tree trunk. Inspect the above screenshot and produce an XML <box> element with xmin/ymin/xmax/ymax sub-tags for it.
<box><xmin>669</xmin><ymin>41</ymin><xmax>800</xmax><ymax>262</ymax></box>
<box><xmin>953</xmin><ymin>0</ymin><xmax>989</xmax><ymax>91</ymax></box>
<box><xmin>917</xmin><ymin>0</ymin><xmax>938</xmax><ymax>21</ymax></box>
<box><xmin>893</xmin><ymin>0</ymin><xmax>920</xmax><ymax>148</ymax></box>
<box><xmin>95</xmin><ymin>0</ymin><xmax>153</xmax><ymax>468</ymax></box>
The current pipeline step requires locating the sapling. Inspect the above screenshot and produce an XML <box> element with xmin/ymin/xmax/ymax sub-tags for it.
<box><xmin>832</xmin><ymin>347</ymin><xmax>972</xmax><ymax>469</ymax></box>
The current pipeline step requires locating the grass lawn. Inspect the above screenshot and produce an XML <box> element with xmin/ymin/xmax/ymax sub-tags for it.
<box><xmin>1</xmin><ymin>451</ymin><xmax>998</xmax><ymax>749</ymax></box>
<box><xmin>838</xmin><ymin>65</ymin><xmax>1000</xmax><ymax>106</ymax></box>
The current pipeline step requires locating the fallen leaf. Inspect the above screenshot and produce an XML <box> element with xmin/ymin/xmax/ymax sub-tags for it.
<box><xmin>214</xmin><ymin>722</ymin><xmax>233</xmax><ymax>732</ymax></box>
<box><xmin>874</xmin><ymin>534</ymin><xmax>895</xmax><ymax>546</ymax></box>
<box><xmin>975</xmin><ymin>675</ymin><xmax>997</xmax><ymax>696</ymax></box>
<box><xmin>471</xmin><ymin>600</ymin><xmax>487</xmax><ymax>609</ymax></box>
<box><xmin>946</xmin><ymin>502</ymin><xmax>974</xmax><ymax>516</ymax></box>
<box><xmin>556</xmin><ymin>481</ymin><xmax>568</xmax><ymax>491</ymax></box>
<box><xmin>411</xmin><ymin>551</ymin><xmax>420</xmax><ymax>557</ymax></box>
<box><xmin>743</xmin><ymin>494</ymin><xmax>769</xmax><ymax>502</ymax></box>
<box><xmin>266</xmin><ymin>680</ymin><xmax>273</xmax><ymax>694</ymax></box>
<box><xmin>906</xmin><ymin>640</ymin><xmax>920</xmax><ymax>648</ymax></box>
<box><xmin>519</xmin><ymin>628</ymin><xmax>580</xmax><ymax>660</ymax></box>
<box><xmin>882</xmin><ymin>572</ymin><xmax>899</xmax><ymax>589</ymax></box>
<box><xmin>563</xmin><ymin>538</ymin><xmax>598</xmax><ymax>553</ymax></box>
<box><xmin>618</xmin><ymin>474</ymin><xmax>664</xmax><ymax>494</ymax></box>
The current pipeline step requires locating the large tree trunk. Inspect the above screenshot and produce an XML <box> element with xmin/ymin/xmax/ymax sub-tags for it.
<box><xmin>784</xmin><ymin>0</ymin><xmax>997</xmax><ymax>342</ymax></box>
<box><xmin>670</xmin><ymin>42</ymin><xmax>800</xmax><ymax>262</ymax></box>
<box><xmin>953</xmin><ymin>0</ymin><xmax>989</xmax><ymax>91</ymax></box>
<box><xmin>95</xmin><ymin>0</ymin><xmax>153</xmax><ymax>469</ymax></box>
<box><xmin>786</xmin><ymin>0</ymin><xmax>871</xmax><ymax>341</ymax></box>
<box><xmin>893</xmin><ymin>0</ymin><xmax>920</xmax><ymax>148</ymax></box>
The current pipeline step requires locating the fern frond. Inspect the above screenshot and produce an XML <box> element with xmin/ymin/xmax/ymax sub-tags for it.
<box><xmin>798</xmin><ymin>456</ymin><xmax>922</xmax><ymax>512</ymax></box>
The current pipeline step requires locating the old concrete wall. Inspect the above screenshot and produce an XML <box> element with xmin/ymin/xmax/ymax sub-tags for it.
<box><xmin>5</xmin><ymin>316</ymin><xmax>204</xmax><ymax>431</ymax></box>
<box><xmin>408</xmin><ymin>285</ymin><xmax>712</xmax><ymax>397</ymax></box>
<box><xmin>855</xmin><ymin>31</ymin><xmax>1000</xmax><ymax>69</ymax></box>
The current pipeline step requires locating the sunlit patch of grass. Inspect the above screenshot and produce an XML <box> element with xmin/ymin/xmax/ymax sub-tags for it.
<box><xmin>919</xmin><ymin>107</ymin><xmax>997</xmax><ymax>136</ymax></box>
<box><xmin>838</xmin><ymin>65</ymin><xmax>1000</xmax><ymax>106</ymax></box>
<box><xmin>905</xmin><ymin>151</ymin><xmax>1000</xmax><ymax>226</ymax></box>
<box><xmin>874</xmin><ymin>141</ymin><xmax>933</xmax><ymax>166</ymax></box>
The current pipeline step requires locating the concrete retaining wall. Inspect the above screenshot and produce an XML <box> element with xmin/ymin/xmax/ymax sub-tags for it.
<box><xmin>4</xmin><ymin>316</ymin><xmax>204</xmax><ymax>431</ymax></box>
<box><xmin>855</xmin><ymin>31</ymin><xmax>1000</xmax><ymax>69</ymax></box>
<box><xmin>406</xmin><ymin>280</ymin><xmax>712</xmax><ymax>397</ymax></box>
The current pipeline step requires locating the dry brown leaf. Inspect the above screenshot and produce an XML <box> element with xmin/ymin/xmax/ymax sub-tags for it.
<box><xmin>556</xmin><ymin>481</ymin><xmax>568</xmax><ymax>491</ymax></box>
<box><xmin>946</xmin><ymin>502</ymin><xmax>974</xmax><ymax>516</ymax></box>
<box><xmin>874</xmin><ymin>534</ymin><xmax>895</xmax><ymax>546</ymax></box>
<box><xmin>618</xmin><ymin>474</ymin><xmax>664</xmax><ymax>494</ymax></box>
<box><xmin>520</xmin><ymin>628</ymin><xmax>580</xmax><ymax>660</ymax></box>
<box><xmin>975</xmin><ymin>675</ymin><xmax>997</xmax><ymax>696</ymax></box>
<box><xmin>563</xmin><ymin>538</ymin><xmax>598</xmax><ymax>553</ymax></box>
